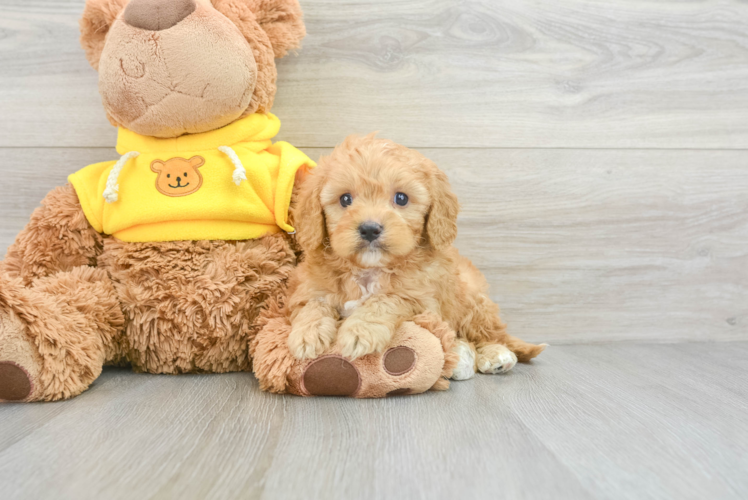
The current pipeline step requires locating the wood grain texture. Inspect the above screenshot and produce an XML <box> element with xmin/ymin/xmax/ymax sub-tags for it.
<box><xmin>2</xmin><ymin>0</ymin><xmax>748</xmax><ymax>148</ymax></box>
<box><xmin>1</xmin><ymin>147</ymin><xmax>745</xmax><ymax>344</ymax></box>
<box><xmin>0</xmin><ymin>343</ymin><xmax>746</xmax><ymax>499</ymax></box>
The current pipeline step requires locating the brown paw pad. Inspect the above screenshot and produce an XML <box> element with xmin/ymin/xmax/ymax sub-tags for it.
<box><xmin>383</xmin><ymin>346</ymin><xmax>416</xmax><ymax>376</ymax></box>
<box><xmin>302</xmin><ymin>356</ymin><xmax>361</xmax><ymax>397</ymax></box>
<box><xmin>0</xmin><ymin>362</ymin><xmax>33</xmax><ymax>402</ymax></box>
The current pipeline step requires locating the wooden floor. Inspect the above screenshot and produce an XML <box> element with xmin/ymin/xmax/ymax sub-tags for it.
<box><xmin>1</xmin><ymin>0</ymin><xmax>747</xmax><ymax>498</ymax></box>
<box><xmin>0</xmin><ymin>343</ymin><xmax>746</xmax><ymax>499</ymax></box>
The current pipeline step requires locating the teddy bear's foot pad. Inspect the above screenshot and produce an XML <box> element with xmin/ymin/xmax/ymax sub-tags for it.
<box><xmin>286</xmin><ymin>321</ymin><xmax>448</xmax><ymax>398</ymax></box>
<box><xmin>382</xmin><ymin>346</ymin><xmax>416</xmax><ymax>375</ymax></box>
<box><xmin>0</xmin><ymin>362</ymin><xmax>33</xmax><ymax>402</ymax></box>
<box><xmin>302</xmin><ymin>356</ymin><xmax>361</xmax><ymax>396</ymax></box>
<box><xmin>300</xmin><ymin>345</ymin><xmax>422</xmax><ymax>397</ymax></box>
<box><xmin>301</xmin><ymin>347</ymin><xmax>417</xmax><ymax>397</ymax></box>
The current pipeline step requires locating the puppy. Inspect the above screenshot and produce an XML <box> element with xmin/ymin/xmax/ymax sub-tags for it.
<box><xmin>286</xmin><ymin>134</ymin><xmax>545</xmax><ymax>378</ymax></box>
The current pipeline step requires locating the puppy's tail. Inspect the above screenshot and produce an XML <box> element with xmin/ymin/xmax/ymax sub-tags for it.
<box><xmin>504</xmin><ymin>335</ymin><xmax>547</xmax><ymax>363</ymax></box>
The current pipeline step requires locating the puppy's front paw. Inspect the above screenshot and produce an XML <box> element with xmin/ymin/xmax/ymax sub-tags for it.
<box><xmin>288</xmin><ymin>316</ymin><xmax>337</xmax><ymax>360</ymax></box>
<box><xmin>338</xmin><ymin>319</ymin><xmax>393</xmax><ymax>360</ymax></box>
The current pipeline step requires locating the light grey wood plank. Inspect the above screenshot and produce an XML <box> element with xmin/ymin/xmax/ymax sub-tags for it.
<box><xmin>1</xmin><ymin>147</ymin><xmax>745</xmax><ymax>344</ymax></box>
<box><xmin>0</xmin><ymin>147</ymin><xmax>116</xmax><ymax>249</ymax></box>
<box><xmin>0</xmin><ymin>371</ymin><xmax>287</xmax><ymax>499</ymax></box>
<box><xmin>506</xmin><ymin>343</ymin><xmax>748</xmax><ymax>500</ymax></box>
<box><xmin>0</xmin><ymin>343</ymin><xmax>746</xmax><ymax>499</ymax></box>
<box><xmin>258</xmin><ymin>367</ymin><xmax>594</xmax><ymax>500</ymax></box>
<box><xmin>2</xmin><ymin>0</ymin><xmax>748</xmax><ymax>148</ymax></box>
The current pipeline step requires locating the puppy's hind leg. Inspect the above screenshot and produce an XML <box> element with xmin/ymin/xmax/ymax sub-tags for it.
<box><xmin>476</xmin><ymin>343</ymin><xmax>517</xmax><ymax>374</ymax></box>
<box><xmin>456</xmin><ymin>253</ymin><xmax>546</xmax><ymax>369</ymax></box>
<box><xmin>460</xmin><ymin>291</ymin><xmax>546</xmax><ymax>367</ymax></box>
<box><xmin>451</xmin><ymin>339</ymin><xmax>477</xmax><ymax>380</ymax></box>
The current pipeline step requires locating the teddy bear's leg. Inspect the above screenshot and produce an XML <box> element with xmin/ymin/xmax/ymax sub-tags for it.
<box><xmin>0</xmin><ymin>268</ymin><xmax>125</xmax><ymax>402</ymax></box>
<box><xmin>1</xmin><ymin>185</ymin><xmax>103</xmax><ymax>285</ymax></box>
<box><xmin>253</xmin><ymin>309</ymin><xmax>459</xmax><ymax>398</ymax></box>
<box><xmin>0</xmin><ymin>185</ymin><xmax>124</xmax><ymax>402</ymax></box>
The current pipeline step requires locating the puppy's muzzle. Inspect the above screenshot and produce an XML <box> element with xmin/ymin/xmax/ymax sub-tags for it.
<box><xmin>358</xmin><ymin>222</ymin><xmax>383</xmax><ymax>243</ymax></box>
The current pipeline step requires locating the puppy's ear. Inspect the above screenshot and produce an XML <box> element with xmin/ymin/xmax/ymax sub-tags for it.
<box><xmin>79</xmin><ymin>0</ymin><xmax>129</xmax><ymax>70</ymax></box>
<box><xmin>293</xmin><ymin>168</ymin><xmax>327</xmax><ymax>254</ymax></box>
<box><xmin>425</xmin><ymin>164</ymin><xmax>460</xmax><ymax>251</ymax></box>
<box><xmin>212</xmin><ymin>0</ymin><xmax>306</xmax><ymax>58</ymax></box>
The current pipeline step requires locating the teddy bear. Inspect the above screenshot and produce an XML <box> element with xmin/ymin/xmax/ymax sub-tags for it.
<box><xmin>0</xmin><ymin>0</ymin><xmax>456</xmax><ymax>402</ymax></box>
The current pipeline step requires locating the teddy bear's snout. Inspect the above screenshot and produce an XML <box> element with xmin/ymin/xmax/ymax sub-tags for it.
<box><xmin>123</xmin><ymin>0</ymin><xmax>196</xmax><ymax>31</ymax></box>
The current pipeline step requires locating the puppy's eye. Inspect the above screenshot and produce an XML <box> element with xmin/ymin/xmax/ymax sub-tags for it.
<box><xmin>340</xmin><ymin>193</ymin><xmax>353</xmax><ymax>208</ymax></box>
<box><xmin>394</xmin><ymin>192</ymin><xmax>409</xmax><ymax>206</ymax></box>
<box><xmin>167</xmin><ymin>174</ymin><xmax>171</xmax><ymax>178</ymax></box>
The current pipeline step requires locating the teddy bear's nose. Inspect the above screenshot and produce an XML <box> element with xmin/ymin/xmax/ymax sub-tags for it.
<box><xmin>123</xmin><ymin>0</ymin><xmax>196</xmax><ymax>31</ymax></box>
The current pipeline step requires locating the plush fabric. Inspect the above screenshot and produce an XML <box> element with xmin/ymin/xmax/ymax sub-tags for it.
<box><xmin>123</xmin><ymin>0</ymin><xmax>196</xmax><ymax>31</ymax></box>
<box><xmin>80</xmin><ymin>0</ymin><xmax>306</xmax><ymax>137</ymax></box>
<box><xmin>252</xmin><ymin>298</ymin><xmax>457</xmax><ymax>397</ymax></box>
<box><xmin>0</xmin><ymin>0</ymin><xmax>456</xmax><ymax>402</ymax></box>
<box><xmin>99</xmin><ymin>234</ymin><xmax>296</xmax><ymax>374</ymax></box>
<box><xmin>97</xmin><ymin>0</ymin><xmax>259</xmax><ymax>138</ymax></box>
<box><xmin>69</xmin><ymin>113</ymin><xmax>315</xmax><ymax>242</ymax></box>
<box><xmin>212</xmin><ymin>0</ymin><xmax>306</xmax><ymax>116</ymax></box>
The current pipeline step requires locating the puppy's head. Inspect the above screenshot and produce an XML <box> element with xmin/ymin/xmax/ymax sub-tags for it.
<box><xmin>295</xmin><ymin>134</ymin><xmax>460</xmax><ymax>268</ymax></box>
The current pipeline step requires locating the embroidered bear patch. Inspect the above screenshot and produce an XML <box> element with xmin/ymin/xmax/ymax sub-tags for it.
<box><xmin>150</xmin><ymin>156</ymin><xmax>205</xmax><ymax>197</ymax></box>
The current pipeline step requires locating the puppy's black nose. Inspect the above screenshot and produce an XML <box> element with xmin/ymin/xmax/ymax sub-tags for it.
<box><xmin>358</xmin><ymin>222</ymin><xmax>383</xmax><ymax>242</ymax></box>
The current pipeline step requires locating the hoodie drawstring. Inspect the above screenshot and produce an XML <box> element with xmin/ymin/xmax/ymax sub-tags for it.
<box><xmin>218</xmin><ymin>146</ymin><xmax>247</xmax><ymax>186</ymax></box>
<box><xmin>103</xmin><ymin>151</ymin><xmax>140</xmax><ymax>203</ymax></box>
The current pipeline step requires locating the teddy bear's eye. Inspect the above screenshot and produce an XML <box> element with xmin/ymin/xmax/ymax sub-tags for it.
<box><xmin>340</xmin><ymin>193</ymin><xmax>353</xmax><ymax>208</ymax></box>
<box><xmin>184</xmin><ymin>172</ymin><xmax>188</xmax><ymax>177</ymax></box>
<box><xmin>167</xmin><ymin>174</ymin><xmax>171</xmax><ymax>178</ymax></box>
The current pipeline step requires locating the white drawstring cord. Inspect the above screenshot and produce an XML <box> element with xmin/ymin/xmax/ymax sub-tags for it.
<box><xmin>218</xmin><ymin>146</ymin><xmax>247</xmax><ymax>186</ymax></box>
<box><xmin>103</xmin><ymin>151</ymin><xmax>140</xmax><ymax>203</ymax></box>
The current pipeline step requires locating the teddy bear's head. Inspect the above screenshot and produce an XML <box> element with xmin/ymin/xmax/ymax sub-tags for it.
<box><xmin>80</xmin><ymin>0</ymin><xmax>305</xmax><ymax>138</ymax></box>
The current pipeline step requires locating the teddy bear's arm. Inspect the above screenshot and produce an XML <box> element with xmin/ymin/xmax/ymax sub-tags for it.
<box><xmin>1</xmin><ymin>184</ymin><xmax>104</xmax><ymax>285</ymax></box>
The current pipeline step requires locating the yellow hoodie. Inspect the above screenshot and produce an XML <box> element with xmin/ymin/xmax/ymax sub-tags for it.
<box><xmin>68</xmin><ymin>113</ymin><xmax>315</xmax><ymax>242</ymax></box>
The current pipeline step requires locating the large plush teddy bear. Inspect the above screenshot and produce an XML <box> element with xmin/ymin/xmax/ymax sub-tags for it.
<box><xmin>0</xmin><ymin>0</ymin><xmax>456</xmax><ymax>402</ymax></box>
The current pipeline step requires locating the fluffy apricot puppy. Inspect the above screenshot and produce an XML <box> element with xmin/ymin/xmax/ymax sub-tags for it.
<box><xmin>287</xmin><ymin>134</ymin><xmax>545</xmax><ymax>378</ymax></box>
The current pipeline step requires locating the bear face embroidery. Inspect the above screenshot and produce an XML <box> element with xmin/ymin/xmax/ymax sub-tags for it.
<box><xmin>151</xmin><ymin>156</ymin><xmax>205</xmax><ymax>197</ymax></box>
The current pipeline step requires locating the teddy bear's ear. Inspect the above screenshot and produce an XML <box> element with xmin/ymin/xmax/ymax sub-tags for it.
<box><xmin>212</xmin><ymin>0</ymin><xmax>306</xmax><ymax>59</ymax></box>
<box><xmin>150</xmin><ymin>160</ymin><xmax>165</xmax><ymax>173</ymax></box>
<box><xmin>250</xmin><ymin>0</ymin><xmax>306</xmax><ymax>58</ymax></box>
<box><xmin>188</xmin><ymin>156</ymin><xmax>206</xmax><ymax>169</ymax></box>
<box><xmin>79</xmin><ymin>0</ymin><xmax>129</xmax><ymax>70</ymax></box>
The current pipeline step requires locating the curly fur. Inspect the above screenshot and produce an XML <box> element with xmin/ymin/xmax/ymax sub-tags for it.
<box><xmin>288</xmin><ymin>134</ymin><xmax>545</xmax><ymax>364</ymax></box>
<box><xmin>1</xmin><ymin>185</ymin><xmax>103</xmax><ymax>285</ymax></box>
<box><xmin>0</xmin><ymin>184</ymin><xmax>297</xmax><ymax>400</ymax></box>
<box><xmin>99</xmin><ymin>234</ymin><xmax>296</xmax><ymax>374</ymax></box>
<box><xmin>0</xmin><ymin>267</ymin><xmax>124</xmax><ymax>401</ymax></box>
<box><xmin>251</xmin><ymin>292</ymin><xmax>296</xmax><ymax>393</ymax></box>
